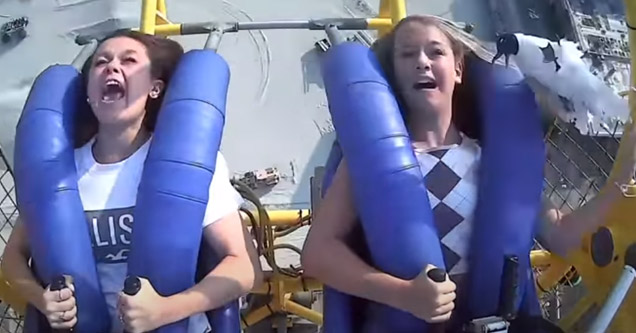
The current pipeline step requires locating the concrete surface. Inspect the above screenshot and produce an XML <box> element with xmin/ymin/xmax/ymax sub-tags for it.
<box><xmin>0</xmin><ymin>0</ymin><xmax>495</xmax><ymax>210</ymax></box>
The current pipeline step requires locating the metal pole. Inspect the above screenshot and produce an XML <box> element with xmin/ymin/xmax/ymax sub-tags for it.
<box><xmin>72</xmin><ymin>40</ymin><xmax>98</xmax><ymax>70</ymax></box>
<box><xmin>140</xmin><ymin>0</ymin><xmax>157</xmax><ymax>34</ymax></box>
<box><xmin>389</xmin><ymin>0</ymin><xmax>407</xmax><ymax>25</ymax></box>
<box><xmin>205</xmin><ymin>29</ymin><xmax>224</xmax><ymax>51</ymax></box>
<box><xmin>237</xmin><ymin>18</ymin><xmax>367</xmax><ymax>31</ymax></box>
<box><xmin>157</xmin><ymin>0</ymin><xmax>167</xmax><ymax>17</ymax></box>
<box><xmin>325</xmin><ymin>24</ymin><xmax>345</xmax><ymax>46</ymax></box>
<box><xmin>588</xmin><ymin>265</ymin><xmax>636</xmax><ymax>333</ymax></box>
<box><xmin>78</xmin><ymin>17</ymin><xmax>377</xmax><ymax>39</ymax></box>
<box><xmin>182</xmin><ymin>18</ymin><xmax>368</xmax><ymax>35</ymax></box>
<box><xmin>237</xmin><ymin>21</ymin><xmax>310</xmax><ymax>30</ymax></box>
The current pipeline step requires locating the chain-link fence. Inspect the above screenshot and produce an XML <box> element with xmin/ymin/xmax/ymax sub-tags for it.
<box><xmin>0</xmin><ymin>147</ymin><xmax>23</xmax><ymax>333</ymax></box>
<box><xmin>544</xmin><ymin>120</ymin><xmax>620</xmax><ymax>214</ymax></box>
<box><xmin>539</xmin><ymin>118</ymin><xmax>622</xmax><ymax>325</ymax></box>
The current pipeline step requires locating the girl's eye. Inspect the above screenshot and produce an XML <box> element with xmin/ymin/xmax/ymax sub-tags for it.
<box><xmin>400</xmin><ymin>50</ymin><xmax>418</xmax><ymax>58</ymax></box>
<box><xmin>94</xmin><ymin>58</ymin><xmax>108</xmax><ymax>66</ymax></box>
<box><xmin>429</xmin><ymin>48</ymin><xmax>445</xmax><ymax>57</ymax></box>
<box><xmin>122</xmin><ymin>57</ymin><xmax>137</xmax><ymax>64</ymax></box>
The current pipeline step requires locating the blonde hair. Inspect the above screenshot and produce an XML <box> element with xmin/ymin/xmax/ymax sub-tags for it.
<box><xmin>371</xmin><ymin>15</ymin><xmax>495</xmax><ymax>140</ymax></box>
<box><xmin>371</xmin><ymin>15</ymin><xmax>555</xmax><ymax>140</ymax></box>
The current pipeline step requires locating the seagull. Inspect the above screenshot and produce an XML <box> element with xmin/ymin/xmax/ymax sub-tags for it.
<box><xmin>492</xmin><ymin>32</ymin><xmax>629</xmax><ymax>135</ymax></box>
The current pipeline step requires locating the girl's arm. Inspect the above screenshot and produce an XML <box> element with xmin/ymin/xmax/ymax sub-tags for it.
<box><xmin>539</xmin><ymin>185</ymin><xmax>624</xmax><ymax>257</ymax></box>
<box><xmin>540</xmin><ymin>120</ymin><xmax>636</xmax><ymax>257</ymax></box>
<box><xmin>156</xmin><ymin>210</ymin><xmax>263</xmax><ymax>322</ymax></box>
<box><xmin>1</xmin><ymin>219</ymin><xmax>46</xmax><ymax>312</ymax></box>
<box><xmin>301</xmin><ymin>161</ymin><xmax>411</xmax><ymax>310</ymax></box>
<box><xmin>300</xmin><ymin>161</ymin><xmax>457</xmax><ymax>323</ymax></box>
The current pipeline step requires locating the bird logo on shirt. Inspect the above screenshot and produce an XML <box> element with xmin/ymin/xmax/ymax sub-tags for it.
<box><xmin>105</xmin><ymin>249</ymin><xmax>129</xmax><ymax>262</ymax></box>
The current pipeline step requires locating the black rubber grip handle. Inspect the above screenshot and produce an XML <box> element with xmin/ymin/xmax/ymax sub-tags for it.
<box><xmin>625</xmin><ymin>243</ymin><xmax>636</xmax><ymax>270</ymax></box>
<box><xmin>50</xmin><ymin>275</ymin><xmax>67</xmax><ymax>291</ymax></box>
<box><xmin>49</xmin><ymin>275</ymin><xmax>75</xmax><ymax>332</ymax></box>
<box><xmin>499</xmin><ymin>255</ymin><xmax>520</xmax><ymax>321</ymax></box>
<box><xmin>427</xmin><ymin>268</ymin><xmax>447</xmax><ymax>283</ymax></box>
<box><xmin>123</xmin><ymin>276</ymin><xmax>142</xmax><ymax>296</ymax></box>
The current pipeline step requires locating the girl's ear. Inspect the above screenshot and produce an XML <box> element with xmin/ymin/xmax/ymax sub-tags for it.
<box><xmin>149</xmin><ymin>80</ymin><xmax>165</xmax><ymax>99</ymax></box>
<box><xmin>455</xmin><ymin>59</ymin><xmax>464</xmax><ymax>84</ymax></box>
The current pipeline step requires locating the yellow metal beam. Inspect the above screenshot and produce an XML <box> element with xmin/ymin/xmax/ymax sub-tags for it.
<box><xmin>240</xmin><ymin>209</ymin><xmax>310</xmax><ymax>227</ymax></box>
<box><xmin>0</xmin><ymin>270</ymin><xmax>26</xmax><ymax>316</ymax></box>
<box><xmin>389</xmin><ymin>0</ymin><xmax>407</xmax><ymax>24</ymax></box>
<box><xmin>157</xmin><ymin>0</ymin><xmax>167</xmax><ymax>17</ymax></box>
<box><xmin>284</xmin><ymin>299</ymin><xmax>323</xmax><ymax>325</ymax></box>
<box><xmin>154</xmin><ymin>23</ymin><xmax>182</xmax><ymax>36</ymax></box>
<box><xmin>366</xmin><ymin>18</ymin><xmax>394</xmax><ymax>30</ymax></box>
<box><xmin>378</xmin><ymin>0</ymin><xmax>392</xmax><ymax>20</ymax></box>
<box><xmin>251</xmin><ymin>276</ymin><xmax>322</xmax><ymax>295</ymax></box>
<box><xmin>268</xmin><ymin>209</ymin><xmax>310</xmax><ymax>225</ymax></box>
<box><xmin>140</xmin><ymin>0</ymin><xmax>406</xmax><ymax>37</ymax></box>
<box><xmin>140</xmin><ymin>0</ymin><xmax>157</xmax><ymax>34</ymax></box>
<box><xmin>376</xmin><ymin>0</ymin><xmax>405</xmax><ymax>36</ymax></box>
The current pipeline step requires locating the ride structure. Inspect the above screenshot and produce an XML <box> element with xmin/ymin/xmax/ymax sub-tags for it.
<box><xmin>0</xmin><ymin>0</ymin><xmax>635</xmax><ymax>332</ymax></box>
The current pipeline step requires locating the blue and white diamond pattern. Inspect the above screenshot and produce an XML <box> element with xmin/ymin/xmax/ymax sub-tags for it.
<box><xmin>415</xmin><ymin>136</ymin><xmax>481</xmax><ymax>275</ymax></box>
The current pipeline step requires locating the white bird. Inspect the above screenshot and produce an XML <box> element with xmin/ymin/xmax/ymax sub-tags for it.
<box><xmin>492</xmin><ymin>32</ymin><xmax>629</xmax><ymax>135</ymax></box>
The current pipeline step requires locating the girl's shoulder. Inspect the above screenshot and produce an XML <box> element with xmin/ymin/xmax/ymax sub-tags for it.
<box><xmin>458</xmin><ymin>133</ymin><xmax>481</xmax><ymax>158</ymax></box>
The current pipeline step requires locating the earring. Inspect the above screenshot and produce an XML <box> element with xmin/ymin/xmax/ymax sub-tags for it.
<box><xmin>150</xmin><ymin>89</ymin><xmax>159</xmax><ymax>99</ymax></box>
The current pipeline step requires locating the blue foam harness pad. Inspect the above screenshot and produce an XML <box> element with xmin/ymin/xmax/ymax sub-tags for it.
<box><xmin>319</xmin><ymin>42</ymin><xmax>545</xmax><ymax>331</ymax></box>
<box><xmin>321</xmin><ymin>43</ymin><xmax>445</xmax><ymax>332</ymax></box>
<box><xmin>465</xmin><ymin>58</ymin><xmax>545</xmax><ymax>321</ymax></box>
<box><xmin>15</xmin><ymin>65</ymin><xmax>111</xmax><ymax>332</ymax></box>
<box><xmin>16</xmin><ymin>50</ymin><xmax>241</xmax><ymax>333</ymax></box>
<box><xmin>126</xmin><ymin>49</ymin><xmax>239</xmax><ymax>332</ymax></box>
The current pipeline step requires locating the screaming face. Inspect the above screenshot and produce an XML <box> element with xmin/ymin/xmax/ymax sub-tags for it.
<box><xmin>102</xmin><ymin>78</ymin><xmax>126</xmax><ymax>103</ymax></box>
<box><xmin>392</xmin><ymin>21</ymin><xmax>463</xmax><ymax>115</ymax></box>
<box><xmin>86</xmin><ymin>36</ymin><xmax>163</xmax><ymax>127</ymax></box>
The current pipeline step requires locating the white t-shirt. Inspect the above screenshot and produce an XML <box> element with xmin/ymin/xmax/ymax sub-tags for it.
<box><xmin>75</xmin><ymin>137</ymin><xmax>243</xmax><ymax>333</ymax></box>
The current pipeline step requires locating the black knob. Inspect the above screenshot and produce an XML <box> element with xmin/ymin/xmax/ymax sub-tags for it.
<box><xmin>75</xmin><ymin>35</ymin><xmax>93</xmax><ymax>46</ymax></box>
<box><xmin>50</xmin><ymin>275</ymin><xmax>67</xmax><ymax>291</ymax></box>
<box><xmin>427</xmin><ymin>268</ymin><xmax>447</xmax><ymax>283</ymax></box>
<box><xmin>625</xmin><ymin>243</ymin><xmax>636</xmax><ymax>269</ymax></box>
<box><xmin>591</xmin><ymin>227</ymin><xmax>614</xmax><ymax>267</ymax></box>
<box><xmin>123</xmin><ymin>276</ymin><xmax>141</xmax><ymax>296</ymax></box>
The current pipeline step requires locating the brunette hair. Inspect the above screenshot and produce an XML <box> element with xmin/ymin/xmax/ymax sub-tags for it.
<box><xmin>371</xmin><ymin>15</ymin><xmax>482</xmax><ymax>141</ymax></box>
<box><xmin>74</xmin><ymin>30</ymin><xmax>184</xmax><ymax>147</ymax></box>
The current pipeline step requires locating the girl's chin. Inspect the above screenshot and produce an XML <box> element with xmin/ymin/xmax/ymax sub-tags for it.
<box><xmin>407</xmin><ymin>95</ymin><xmax>446</xmax><ymax>111</ymax></box>
<box><xmin>93</xmin><ymin>109</ymin><xmax>129</xmax><ymax>124</ymax></box>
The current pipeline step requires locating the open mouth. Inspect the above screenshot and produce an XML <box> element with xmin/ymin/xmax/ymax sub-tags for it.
<box><xmin>101</xmin><ymin>79</ymin><xmax>125</xmax><ymax>103</ymax></box>
<box><xmin>413</xmin><ymin>81</ymin><xmax>437</xmax><ymax>90</ymax></box>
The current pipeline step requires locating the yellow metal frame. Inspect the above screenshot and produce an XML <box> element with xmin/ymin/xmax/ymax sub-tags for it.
<box><xmin>137</xmin><ymin>0</ymin><xmax>406</xmax><ymax>37</ymax></box>
<box><xmin>135</xmin><ymin>0</ymin><xmax>406</xmax><ymax>328</ymax></box>
<box><xmin>552</xmin><ymin>1</ymin><xmax>636</xmax><ymax>331</ymax></box>
<box><xmin>239</xmin><ymin>209</ymin><xmax>324</xmax><ymax>329</ymax></box>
